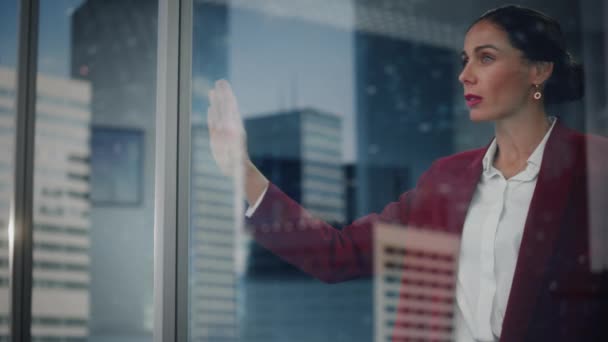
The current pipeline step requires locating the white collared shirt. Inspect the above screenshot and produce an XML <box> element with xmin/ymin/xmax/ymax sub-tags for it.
<box><xmin>454</xmin><ymin>117</ymin><xmax>557</xmax><ymax>341</ymax></box>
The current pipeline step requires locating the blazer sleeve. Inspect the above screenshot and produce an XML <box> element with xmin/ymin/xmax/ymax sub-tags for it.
<box><xmin>245</xmin><ymin>182</ymin><xmax>416</xmax><ymax>283</ymax></box>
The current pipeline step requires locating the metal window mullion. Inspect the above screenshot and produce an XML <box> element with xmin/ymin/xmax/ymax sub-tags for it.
<box><xmin>176</xmin><ymin>0</ymin><xmax>193</xmax><ymax>340</ymax></box>
<box><xmin>153</xmin><ymin>0</ymin><xmax>181</xmax><ymax>341</ymax></box>
<box><xmin>11</xmin><ymin>0</ymin><xmax>40</xmax><ymax>341</ymax></box>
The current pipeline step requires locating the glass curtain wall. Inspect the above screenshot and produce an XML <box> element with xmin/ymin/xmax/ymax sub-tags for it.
<box><xmin>187</xmin><ymin>0</ymin><xmax>607</xmax><ymax>341</ymax></box>
<box><xmin>27</xmin><ymin>0</ymin><xmax>159</xmax><ymax>340</ymax></box>
<box><xmin>4</xmin><ymin>0</ymin><xmax>607</xmax><ymax>341</ymax></box>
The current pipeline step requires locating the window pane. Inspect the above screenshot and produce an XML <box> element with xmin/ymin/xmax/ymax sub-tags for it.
<box><xmin>31</xmin><ymin>0</ymin><xmax>158</xmax><ymax>340</ymax></box>
<box><xmin>190</xmin><ymin>1</ymin><xmax>608</xmax><ymax>341</ymax></box>
<box><xmin>0</xmin><ymin>0</ymin><xmax>19</xmax><ymax>340</ymax></box>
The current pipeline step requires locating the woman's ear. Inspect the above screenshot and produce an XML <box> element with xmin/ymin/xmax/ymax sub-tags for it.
<box><xmin>530</xmin><ymin>61</ymin><xmax>554</xmax><ymax>85</ymax></box>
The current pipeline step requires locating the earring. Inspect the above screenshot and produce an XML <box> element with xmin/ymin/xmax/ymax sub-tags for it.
<box><xmin>533</xmin><ymin>84</ymin><xmax>542</xmax><ymax>100</ymax></box>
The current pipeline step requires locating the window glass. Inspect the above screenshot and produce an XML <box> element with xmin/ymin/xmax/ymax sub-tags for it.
<box><xmin>31</xmin><ymin>1</ymin><xmax>158</xmax><ymax>340</ymax></box>
<box><xmin>189</xmin><ymin>1</ymin><xmax>607</xmax><ymax>341</ymax></box>
<box><xmin>0</xmin><ymin>0</ymin><xmax>19</xmax><ymax>340</ymax></box>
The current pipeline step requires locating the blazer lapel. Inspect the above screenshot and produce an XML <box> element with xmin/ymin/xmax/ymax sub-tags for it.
<box><xmin>500</xmin><ymin>122</ymin><xmax>580</xmax><ymax>341</ymax></box>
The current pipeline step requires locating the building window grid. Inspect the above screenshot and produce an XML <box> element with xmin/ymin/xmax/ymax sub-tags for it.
<box><xmin>36</xmin><ymin>95</ymin><xmax>89</xmax><ymax>112</ymax></box>
<box><xmin>192</xmin><ymin>219</ymin><xmax>238</xmax><ymax>232</ymax></box>
<box><xmin>302</xmin><ymin>115</ymin><xmax>341</xmax><ymax>130</ymax></box>
<box><xmin>31</xmin><ymin>317</ymin><xmax>88</xmax><ymax>326</ymax></box>
<box><xmin>302</xmin><ymin>196</ymin><xmax>345</xmax><ymax>210</ymax></box>
<box><xmin>301</xmin><ymin>150</ymin><xmax>342</xmax><ymax>165</ymax></box>
<box><xmin>34</xmin><ymin>224</ymin><xmax>89</xmax><ymax>237</ymax></box>
<box><xmin>302</xmin><ymin>129</ymin><xmax>342</xmax><ymax>144</ymax></box>
<box><xmin>35</xmin><ymin>131</ymin><xmax>88</xmax><ymax>144</ymax></box>
<box><xmin>302</xmin><ymin>188</ymin><xmax>344</xmax><ymax>202</ymax></box>
<box><xmin>33</xmin><ymin>260</ymin><xmax>89</xmax><ymax>273</ymax></box>
<box><xmin>32</xmin><ymin>280</ymin><xmax>89</xmax><ymax>290</ymax></box>
<box><xmin>302</xmin><ymin>139</ymin><xmax>342</xmax><ymax>155</ymax></box>
<box><xmin>34</xmin><ymin>242</ymin><xmax>88</xmax><ymax>254</ymax></box>
<box><xmin>301</xmin><ymin>179</ymin><xmax>343</xmax><ymax>194</ymax></box>
<box><xmin>35</xmin><ymin>111</ymin><xmax>90</xmax><ymax>128</ymax></box>
<box><xmin>302</xmin><ymin>165</ymin><xmax>342</xmax><ymax>180</ymax></box>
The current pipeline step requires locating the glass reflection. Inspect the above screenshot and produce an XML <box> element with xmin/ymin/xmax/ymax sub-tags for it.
<box><xmin>28</xmin><ymin>0</ymin><xmax>158</xmax><ymax>340</ymax></box>
<box><xmin>190</xmin><ymin>1</ymin><xmax>365</xmax><ymax>341</ymax></box>
<box><xmin>0</xmin><ymin>0</ymin><xmax>19</xmax><ymax>339</ymax></box>
<box><xmin>193</xmin><ymin>1</ymin><xmax>608</xmax><ymax>342</ymax></box>
<box><xmin>32</xmin><ymin>71</ymin><xmax>91</xmax><ymax>340</ymax></box>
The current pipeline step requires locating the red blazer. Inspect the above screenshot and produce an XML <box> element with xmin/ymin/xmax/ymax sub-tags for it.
<box><xmin>246</xmin><ymin>121</ymin><xmax>608</xmax><ymax>341</ymax></box>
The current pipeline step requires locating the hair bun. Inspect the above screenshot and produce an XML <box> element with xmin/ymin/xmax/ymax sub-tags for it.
<box><xmin>544</xmin><ymin>54</ymin><xmax>584</xmax><ymax>105</ymax></box>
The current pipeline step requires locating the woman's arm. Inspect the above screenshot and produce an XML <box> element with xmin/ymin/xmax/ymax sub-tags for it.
<box><xmin>246</xmin><ymin>182</ymin><xmax>415</xmax><ymax>283</ymax></box>
<box><xmin>207</xmin><ymin>79</ymin><xmax>414</xmax><ymax>283</ymax></box>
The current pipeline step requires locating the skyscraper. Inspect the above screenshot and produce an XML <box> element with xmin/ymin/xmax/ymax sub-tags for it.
<box><xmin>246</xmin><ymin>109</ymin><xmax>345</xmax><ymax>224</ymax></box>
<box><xmin>241</xmin><ymin>109</ymin><xmax>373</xmax><ymax>342</ymax></box>
<box><xmin>0</xmin><ymin>66</ymin><xmax>92</xmax><ymax>341</ymax></box>
<box><xmin>70</xmin><ymin>0</ymin><xmax>159</xmax><ymax>336</ymax></box>
<box><xmin>190</xmin><ymin>119</ymin><xmax>241</xmax><ymax>341</ymax></box>
<box><xmin>244</xmin><ymin>108</ymin><xmax>345</xmax><ymax>283</ymax></box>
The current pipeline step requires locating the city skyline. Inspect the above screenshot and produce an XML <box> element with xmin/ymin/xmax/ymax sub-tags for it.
<box><xmin>0</xmin><ymin>0</ymin><xmax>359</xmax><ymax>162</ymax></box>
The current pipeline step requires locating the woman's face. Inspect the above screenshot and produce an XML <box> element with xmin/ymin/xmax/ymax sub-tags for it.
<box><xmin>459</xmin><ymin>20</ymin><xmax>536</xmax><ymax>122</ymax></box>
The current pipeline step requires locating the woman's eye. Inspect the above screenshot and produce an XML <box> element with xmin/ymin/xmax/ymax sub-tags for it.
<box><xmin>481</xmin><ymin>55</ymin><xmax>494</xmax><ymax>63</ymax></box>
<box><xmin>461</xmin><ymin>58</ymin><xmax>468</xmax><ymax>67</ymax></box>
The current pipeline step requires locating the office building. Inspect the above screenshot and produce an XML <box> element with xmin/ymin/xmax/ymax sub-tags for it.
<box><xmin>241</xmin><ymin>109</ymin><xmax>373</xmax><ymax>342</ymax></box>
<box><xmin>0</xmin><ymin>66</ymin><xmax>92</xmax><ymax>340</ymax></box>
<box><xmin>190</xmin><ymin>118</ymin><xmax>241</xmax><ymax>341</ymax></box>
<box><xmin>246</xmin><ymin>109</ymin><xmax>345</xmax><ymax>224</ymax></box>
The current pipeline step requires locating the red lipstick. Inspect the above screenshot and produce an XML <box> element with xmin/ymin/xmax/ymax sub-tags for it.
<box><xmin>465</xmin><ymin>94</ymin><xmax>482</xmax><ymax>107</ymax></box>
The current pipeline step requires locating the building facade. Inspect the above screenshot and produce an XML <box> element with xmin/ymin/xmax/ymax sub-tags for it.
<box><xmin>0</xmin><ymin>66</ymin><xmax>92</xmax><ymax>340</ymax></box>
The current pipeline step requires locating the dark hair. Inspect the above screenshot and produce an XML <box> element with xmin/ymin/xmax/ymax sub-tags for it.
<box><xmin>470</xmin><ymin>5</ymin><xmax>584</xmax><ymax>105</ymax></box>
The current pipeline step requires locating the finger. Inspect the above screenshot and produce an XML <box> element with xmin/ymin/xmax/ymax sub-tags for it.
<box><xmin>207</xmin><ymin>89</ymin><xmax>219</xmax><ymax>128</ymax></box>
<box><xmin>215</xmin><ymin>83</ymin><xmax>229</xmax><ymax>125</ymax></box>
<box><xmin>207</xmin><ymin>103</ymin><xmax>217</xmax><ymax>129</ymax></box>
<box><xmin>226</xmin><ymin>85</ymin><xmax>242</xmax><ymax>124</ymax></box>
<box><xmin>217</xmin><ymin>80</ymin><xmax>241</xmax><ymax>123</ymax></box>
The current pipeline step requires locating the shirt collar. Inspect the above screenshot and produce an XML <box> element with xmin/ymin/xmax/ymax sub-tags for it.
<box><xmin>482</xmin><ymin>116</ymin><xmax>557</xmax><ymax>178</ymax></box>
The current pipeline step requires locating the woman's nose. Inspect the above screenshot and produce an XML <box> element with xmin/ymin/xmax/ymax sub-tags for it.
<box><xmin>458</xmin><ymin>63</ymin><xmax>475</xmax><ymax>85</ymax></box>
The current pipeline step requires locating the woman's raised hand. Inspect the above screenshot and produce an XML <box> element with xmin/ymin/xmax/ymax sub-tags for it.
<box><xmin>207</xmin><ymin>79</ymin><xmax>248</xmax><ymax>178</ymax></box>
<box><xmin>207</xmin><ymin>80</ymin><xmax>269</xmax><ymax>206</ymax></box>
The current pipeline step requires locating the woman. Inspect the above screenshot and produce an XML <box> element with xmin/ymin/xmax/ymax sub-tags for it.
<box><xmin>207</xmin><ymin>5</ymin><xmax>607</xmax><ymax>341</ymax></box>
